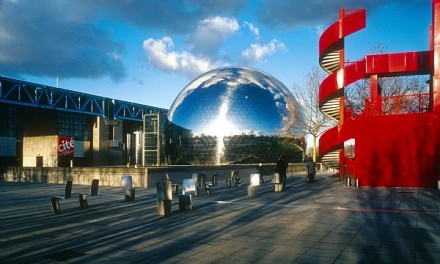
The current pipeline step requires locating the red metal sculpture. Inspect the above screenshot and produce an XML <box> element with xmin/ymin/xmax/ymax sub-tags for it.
<box><xmin>319</xmin><ymin>2</ymin><xmax>440</xmax><ymax>187</ymax></box>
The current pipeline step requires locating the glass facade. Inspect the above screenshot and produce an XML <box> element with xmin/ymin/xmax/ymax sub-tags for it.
<box><xmin>58</xmin><ymin>112</ymin><xmax>88</xmax><ymax>141</ymax></box>
<box><xmin>143</xmin><ymin>114</ymin><xmax>160</xmax><ymax>166</ymax></box>
<box><xmin>166</xmin><ymin>67</ymin><xmax>303</xmax><ymax>165</ymax></box>
<box><xmin>0</xmin><ymin>104</ymin><xmax>15</xmax><ymax>137</ymax></box>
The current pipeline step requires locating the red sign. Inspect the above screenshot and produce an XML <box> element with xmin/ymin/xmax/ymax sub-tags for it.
<box><xmin>58</xmin><ymin>136</ymin><xmax>74</xmax><ymax>157</ymax></box>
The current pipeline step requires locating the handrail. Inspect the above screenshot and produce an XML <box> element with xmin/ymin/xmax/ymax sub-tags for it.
<box><xmin>364</xmin><ymin>93</ymin><xmax>431</xmax><ymax>116</ymax></box>
<box><xmin>320</xmin><ymin>52</ymin><xmax>431</xmax><ymax>115</ymax></box>
<box><xmin>319</xmin><ymin>9</ymin><xmax>366</xmax><ymax>62</ymax></box>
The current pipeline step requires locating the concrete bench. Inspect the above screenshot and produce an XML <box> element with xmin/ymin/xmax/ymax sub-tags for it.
<box><xmin>189</xmin><ymin>172</ymin><xmax>213</xmax><ymax>194</ymax></box>
<box><xmin>199</xmin><ymin>173</ymin><xmax>213</xmax><ymax>195</ymax></box>
<box><xmin>202</xmin><ymin>173</ymin><xmax>219</xmax><ymax>194</ymax></box>
<box><xmin>51</xmin><ymin>180</ymin><xmax>73</xmax><ymax>213</ymax></box>
<box><xmin>179</xmin><ymin>178</ymin><xmax>197</xmax><ymax>211</ymax></box>
<box><xmin>80</xmin><ymin>179</ymin><xmax>100</xmax><ymax>208</ymax></box>
<box><xmin>226</xmin><ymin>170</ymin><xmax>241</xmax><ymax>187</ymax></box>
<box><xmin>51</xmin><ymin>179</ymin><xmax>99</xmax><ymax>214</ymax></box>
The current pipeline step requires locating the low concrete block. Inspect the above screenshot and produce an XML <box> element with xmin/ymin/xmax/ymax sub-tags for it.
<box><xmin>90</xmin><ymin>179</ymin><xmax>99</xmax><ymax>196</ymax></box>
<box><xmin>172</xmin><ymin>184</ymin><xmax>179</xmax><ymax>195</ymax></box>
<box><xmin>79</xmin><ymin>193</ymin><xmax>88</xmax><ymax>209</ymax></box>
<box><xmin>157</xmin><ymin>200</ymin><xmax>172</xmax><ymax>216</ymax></box>
<box><xmin>124</xmin><ymin>188</ymin><xmax>135</xmax><ymax>202</ymax></box>
<box><xmin>345</xmin><ymin>177</ymin><xmax>351</xmax><ymax>187</ymax></box>
<box><xmin>51</xmin><ymin>197</ymin><xmax>61</xmax><ymax>213</ymax></box>
<box><xmin>247</xmin><ymin>185</ymin><xmax>257</xmax><ymax>197</ymax></box>
<box><xmin>205</xmin><ymin>184</ymin><xmax>211</xmax><ymax>195</ymax></box>
<box><xmin>179</xmin><ymin>194</ymin><xmax>192</xmax><ymax>211</ymax></box>
<box><xmin>226</xmin><ymin>179</ymin><xmax>232</xmax><ymax>188</ymax></box>
<box><xmin>274</xmin><ymin>183</ymin><xmax>283</xmax><ymax>192</ymax></box>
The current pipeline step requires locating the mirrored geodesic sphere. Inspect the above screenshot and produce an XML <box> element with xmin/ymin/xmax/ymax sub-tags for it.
<box><xmin>165</xmin><ymin>67</ymin><xmax>303</xmax><ymax>165</ymax></box>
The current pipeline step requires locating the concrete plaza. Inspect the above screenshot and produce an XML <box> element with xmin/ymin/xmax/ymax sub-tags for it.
<box><xmin>1</xmin><ymin>172</ymin><xmax>439</xmax><ymax>263</ymax></box>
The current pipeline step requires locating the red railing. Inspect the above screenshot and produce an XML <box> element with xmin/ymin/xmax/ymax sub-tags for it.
<box><xmin>364</xmin><ymin>93</ymin><xmax>431</xmax><ymax>116</ymax></box>
<box><xmin>319</xmin><ymin>9</ymin><xmax>366</xmax><ymax>58</ymax></box>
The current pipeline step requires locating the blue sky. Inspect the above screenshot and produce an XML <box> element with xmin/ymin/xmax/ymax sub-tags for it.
<box><xmin>0</xmin><ymin>0</ymin><xmax>429</xmax><ymax>109</ymax></box>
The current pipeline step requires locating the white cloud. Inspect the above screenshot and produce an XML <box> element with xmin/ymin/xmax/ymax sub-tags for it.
<box><xmin>143</xmin><ymin>36</ymin><xmax>219</xmax><ymax>78</ymax></box>
<box><xmin>315</xmin><ymin>24</ymin><xmax>325</xmax><ymax>37</ymax></box>
<box><xmin>241</xmin><ymin>39</ymin><xmax>287</xmax><ymax>64</ymax></box>
<box><xmin>198</xmin><ymin>16</ymin><xmax>239</xmax><ymax>35</ymax></box>
<box><xmin>143</xmin><ymin>17</ymin><xmax>286</xmax><ymax>78</ymax></box>
<box><xmin>244</xmin><ymin>21</ymin><xmax>260</xmax><ymax>40</ymax></box>
<box><xmin>191</xmin><ymin>16</ymin><xmax>239</xmax><ymax>55</ymax></box>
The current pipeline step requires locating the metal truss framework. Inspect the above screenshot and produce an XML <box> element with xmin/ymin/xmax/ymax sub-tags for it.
<box><xmin>0</xmin><ymin>76</ymin><xmax>167</xmax><ymax>121</ymax></box>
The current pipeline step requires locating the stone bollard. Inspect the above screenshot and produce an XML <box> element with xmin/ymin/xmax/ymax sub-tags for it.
<box><xmin>212</xmin><ymin>173</ymin><xmax>218</xmax><ymax>185</ymax></box>
<box><xmin>51</xmin><ymin>197</ymin><xmax>61</xmax><ymax>213</ymax></box>
<box><xmin>232</xmin><ymin>171</ymin><xmax>242</xmax><ymax>187</ymax></box>
<box><xmin>172</xmin><ymin>184</ymin><xmax>179</xmax><ymax>195</ymax></box>
<box><xmin>122</xmin><ymin>175</ymin><xmax>135</xmax><ymax>202</ymax></box>
<box><xmin>124</xmin><ymin>188</ymin><xmax>135</xmax><ymax>202</ymax></box>
<box><xmin>248</xmin><ymin>173</ymin><xmax>260</xmax><ymax>197</ymax></box>
<box><xmin>180</xmin><ymin>178</ymin><xmax>196</xmax><ymax>211</ymax></box>
<box><xmin>345</xmin><ymin>177</ymin><xmax>351</xmax><ymax>187</ymax></box>
<box><xmin>194</xmin><ymin>185</ymin><xmax>199</xmax><ymax>196</ymax></box>
<box><xmin>247</xmin><ymin>186</ymin><xmax>257</xmax><ymax>197</ymax></box>
<box><xmin>179</xmin><ymin>194</ymin><xmax>192</xmax><ymax>211</ymax></box>
<box><xmin>91</xmin><ymin>179</ymin><xmax>99</xmax><ymax>196</ymax></box>
<box><xmin>79</xmin><ymin>193</ymin><xmax>88</xmax><ymax>209</ymax></box>
<box><xmin>157</xmin><ymin>181</ymin><xmax>173</xmax><ymax>216</ymax></box>
<box><xmin>204</xmin><ymin>184</ymin><xmax>210</xmax><ymax>195</ymax></box>
<box><xmin>226</xmin><ymin>179</ymin><xmax>232</xmax><ymax>188</ymax></box>
<box><xmin>273</xmin><ymin>173</ymin><xmax>283</xmax><ymax>192</ymax></box>
<box><xmin>199</xmin><ymin>174</ymin><xmax>206</xmax><ymax>187</ymax></box>
<box><xmin>192</xmin><ymin>173</ymin><xmax>199</xmax><ymax>186</ymax></box>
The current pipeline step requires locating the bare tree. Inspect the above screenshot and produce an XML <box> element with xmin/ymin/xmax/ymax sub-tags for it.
<box><xmin>291</xmin><ymin>66</ymin><xmax>336</xmax><ymax>162</ymax></box>
<box><xmin>345</xmin><ymin>45</ymin><xmax>430</xmax><ymax>116</ymax></box>
<box><xmin>345</xmin><ymin>75</ymin><xmax>429</xmax><ymax>116</ymax></box>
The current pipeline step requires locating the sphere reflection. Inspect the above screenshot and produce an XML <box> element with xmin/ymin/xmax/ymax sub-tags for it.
<box><xmin>166</xmin><ymin>67</ymin><xmax>303</xmax><ymax>165</ymax></box>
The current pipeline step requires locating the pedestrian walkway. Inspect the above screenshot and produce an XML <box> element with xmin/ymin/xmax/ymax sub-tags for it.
<box><xmin>1</xmin><ymin>172</ymin><xmax>439</xmax><ymax>263</ymax></box>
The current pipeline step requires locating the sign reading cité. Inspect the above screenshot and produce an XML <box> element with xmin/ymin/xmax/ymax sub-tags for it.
<box><xmin>58</xmin><ymin>136</ymin><xmax>74</xmax><ymax>157</ymax></box>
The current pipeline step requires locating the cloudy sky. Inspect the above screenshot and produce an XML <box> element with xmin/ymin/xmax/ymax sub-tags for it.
<box><xmin>0</xmin><ymin>0</ymin><xmax>429</xmax><ymax>109</ymax></box>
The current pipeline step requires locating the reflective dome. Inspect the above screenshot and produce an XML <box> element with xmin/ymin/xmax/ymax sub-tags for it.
<box><xmin>166</xmin><ymin>67</ymin><xmax>303</xmax><ymax>164</ymax></box>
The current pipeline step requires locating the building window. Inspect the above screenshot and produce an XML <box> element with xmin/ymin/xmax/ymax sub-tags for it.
<box><xmin>108</xmin><ymin>125</ymin><xmax>114</xmax><ymax>140</ymax></box>
<box><xmin>58</xmin><ymin>112</ymin><xmax>88</xmax><ymax>141</ymax></box>
<box><xmin>0</xmin><ymin>105</ymin><xmax>15</xmax><ymax>137</ymax></box>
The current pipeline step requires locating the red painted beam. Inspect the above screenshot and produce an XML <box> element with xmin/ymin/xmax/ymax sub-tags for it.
<box><xmin>319</xmin><ymin>9</ymin><xmax>366</xmax><ymax>57</ymax></box>
<box><xmin>433</xmin><ymin>0</ymin><xmax>440</xmax><ymax>112</ymax></box>
<box><xmin>365</xmin><ymin>51</ymin><xmax>432</xmax><ymax>76</ymax></box>
<box><xmin>319</xmin><ymin>52</ymin><xmax>432</xmax><ymax>107</ymax></box>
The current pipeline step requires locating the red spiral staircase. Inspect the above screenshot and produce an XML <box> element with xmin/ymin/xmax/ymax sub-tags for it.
<box><xmin>318</xmin><ymin>2</ymin><xmax>440</xmax><ymax>187</ymax></box>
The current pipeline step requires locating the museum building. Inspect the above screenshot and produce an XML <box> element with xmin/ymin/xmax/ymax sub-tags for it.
<box><xmin>0</xmin><ymin>76</ymin><xmax>167</xmax><ymax>167</ymax></box>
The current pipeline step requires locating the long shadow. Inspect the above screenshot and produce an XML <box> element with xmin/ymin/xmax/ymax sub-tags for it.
<box><xmin>1</xmin><ymin>173</ymin><xmax>439</xmax><ymax>263</ymax></box>
<box><xmin>352</xmin><ymin>117</ymin><xmax>440</xmax><ymax>263</ymax></box>
<box><xmin>353</xmin><ymin>186</ymin><xmax>440</xmax><ymax>263</ymax></box>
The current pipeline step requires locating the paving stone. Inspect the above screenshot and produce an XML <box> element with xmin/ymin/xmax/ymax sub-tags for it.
<box><xmin>1</xmin><ymin>172</ymin><xmax>439</xmax><ymax>263</ymax></box>
<box><xmin>334</xmin><ymin>250</ymin><xmax>377</xmax><ymax>264</ymax></box>
<box><xmin>293</xmin><ymin>253</ymin><xmax>338</xmax><ymax>264</ymax></box>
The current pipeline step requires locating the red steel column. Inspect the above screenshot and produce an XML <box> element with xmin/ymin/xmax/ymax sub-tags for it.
<box><xmin>370</xmin><ymin>74</ymin><xmax>382</xmax><ymax>115</ymax></box>
<box><xmin>339</xmin><ymin>9</ymin><xmax>346</xmax><ymax>180</ymax></box>
<box><xmin>433</xmin><ymin>0</ymin><xmax>440</xmax><ymax>112</ymax></box>
<box><xmin>339</xmin><ymin>9</ymin><xmax>346</xmax><ymax>123</ymax></box>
